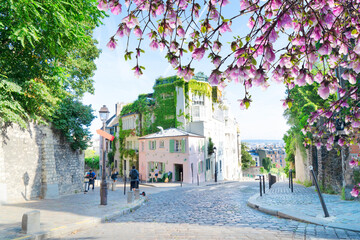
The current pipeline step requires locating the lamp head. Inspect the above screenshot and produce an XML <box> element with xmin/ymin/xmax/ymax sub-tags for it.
<box><xmin>99</xmin><ymin>105</ymin><xmax>110</xmax><ymax>122</ymax></box>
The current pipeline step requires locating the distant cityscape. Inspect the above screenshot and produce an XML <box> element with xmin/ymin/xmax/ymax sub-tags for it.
<box><xmin>243</xmin><ymin>140</ymin><xmax>286</xmax><ymax>168</ymax></box>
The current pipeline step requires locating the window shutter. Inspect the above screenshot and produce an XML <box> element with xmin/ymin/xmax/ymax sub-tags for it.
<box><xmin>149</xmin><ymin>141</ymin><xmax>151</xmax><ymax>150</ymax></box>
<box><xmin>154</xmin><ymin>141</ymin><xmax>156</xmax><ymax>149</ymax></box>
<box><xmin>181</xmin><ymin>139</ymin><xmax>185</xmax><ymax>153</ymax></box>
<box><xmin>169</xmin><ymin>139</ymin><xmax>174</xmax><ymax>153</ymax></box>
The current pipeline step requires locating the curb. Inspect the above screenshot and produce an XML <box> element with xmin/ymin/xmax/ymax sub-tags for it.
<box><xmin>12</xmin><ymin>198</ymin><xmax>145</xmax><ymax>240</ymax></box>
<box><xmin>247</xmin><ymin>194</ymin><xmax>360</xmax><ymax>233</ymax></box>
<box><xmin>205</xmin><ymin>181</ymin><xmax>237</xmax><ymax>187</ymax></box>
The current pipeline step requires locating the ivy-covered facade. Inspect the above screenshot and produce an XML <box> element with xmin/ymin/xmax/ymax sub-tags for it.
<box><xmin>106</xmin><ymin>73</ymin><xmax>241</xmax><ymax>182</ymax></box>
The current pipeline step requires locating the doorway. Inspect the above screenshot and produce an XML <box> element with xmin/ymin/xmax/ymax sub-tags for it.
<box><xmin>174</xmin><ymin>164</ymin><xmax>183</xmax><ymax>181</ymax></box>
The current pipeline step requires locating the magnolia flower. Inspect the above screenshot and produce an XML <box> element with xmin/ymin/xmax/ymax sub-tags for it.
<box><xmin>213</xmin><ymin>56</ymin><xmax>221</xmax><ymax>67</ymax></box>
<box><xmin>269</xmin><ymin>29</ymin><xmax>278</xmax><ymax>43</ymax></box>
<box><xmin>213</xmin><ymin>41</ymin><xmax>222</xmax><ymax>52</ymax></box>
<box><xmin>111</xmin><ymin>3</ymin><xmax>122</xmax><ymax>15</ymax></box>
<box><xmin>177</xmin><ymin>27</ymin><xmax>186</xmax><ymax>37</ymax></box>
<box><xmin>106</xmin><ymin>38</ymin><xmax>117</xmax><ymax>50</ymax></box>
<box><xmin>134</xmin><ymin>66</ymin><xmax>143</xmax><ymax>78</ymax></box>
<box><xmin>192</xmin><ymin>47</ymin><xmax>205</xmax><ymax>61</ymax></box>
<box><xmin>97</xmin><ymin>0</ymin><xmax>109</xmax><ymax>11</ymax></box>
<box><xmin>350</xmin><ymin>187</ymin><xmax>359</xmax><ymax>198</ymax></box>
<box><xmin>349</xmin><ymin>159</ymin><xmax>359</xmax><ymax>168</ymax></box>
<box><xmin>156</xmin><ymin>4</ymin><xmax>165</xmax><ymax>15</ymax></box>
<box><xmin>209</xmin><ymin>71</ymin><xmax>221</xmax><ymax>85</ymax></box>
<box><xmin>219</xmin><ymin>22</ymin><xmax>231</xmax><ymax>33</ymax></box>
<box><xmin>318</xmin><ymin>42</ymin><xmax>332</xmax><ymax>55</ymax></box>
<box><xmin>133</xmin><ymin>27</ymin><xmax>143</xmax><ymax>38</ymax></box>
<box><xmin>264</xmin><ymin>47</ymin><xmax>275</xmax><ymax>62</ymax></box>
<box><xmin>149</xmin><ymin>40</ymin><xmax>159</xmax><ymax>50</ymax></box>
<box><xmin>247</xmin><ymin>17</ymin><xmax>255</xmax><ymax>29</ymax></box>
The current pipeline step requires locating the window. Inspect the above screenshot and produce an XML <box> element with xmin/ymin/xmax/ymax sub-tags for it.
<box><xmin>192</xmin><ymin>94</ymin><xmax>204</xmax><ymax>105</ymax></box>
<box><xmin>159</xmin><ymin>140</ymin><xmax>165</xmax><ymax>148</ymax></box>
<box><xmin>169</xmin><ymin>139</ymin><xmax>185</xmax><ymax>153</ymax></box>
<box><xmin>198</xmin><ymin>161</ymin><xmax>204</xmax><ymax>173</ymax></box>
<box><xmin>193</xmin><ymin>106</ymin><xmax>200</xmax><ymax>117</ymax></box>
<box><xmin>149</xmin><ymin>140</ymin><xmax>156</xmax><ymax>150</ymax></box>
<box><xmin>206</xmin><ymin>158</ymin><xmax>211</xmax><ymax>170</ymax></box>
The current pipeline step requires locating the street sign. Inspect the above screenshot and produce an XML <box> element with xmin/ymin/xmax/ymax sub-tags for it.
<box><xmin>96</xmin><ymin>129</ymin><xmax>115</xmax><ymax>141</ymax></box>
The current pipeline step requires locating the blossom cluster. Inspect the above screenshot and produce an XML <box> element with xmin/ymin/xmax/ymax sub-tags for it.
<box><xmin>98</xmin><ymin>0</ymin><xmax>360</xmax><ymax>149</ymax></box>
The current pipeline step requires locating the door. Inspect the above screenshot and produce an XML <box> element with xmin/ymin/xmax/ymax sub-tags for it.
<box><xmin>174</xmin><ymin>164</ymin><xmax>183</xmax><ymax>181</ymax></box>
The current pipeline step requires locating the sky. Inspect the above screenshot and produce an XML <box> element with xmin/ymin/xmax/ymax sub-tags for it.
<box><xmin>83</xmin><ymin>3</ymin><xmax>290</xmax><ymax>140</ymax></box>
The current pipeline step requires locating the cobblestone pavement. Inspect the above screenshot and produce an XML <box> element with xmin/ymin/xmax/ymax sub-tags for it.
<box><xmin>54</xmin><ymin>182</ymin><xmax>360</xmax><ymax>240</ymax></box>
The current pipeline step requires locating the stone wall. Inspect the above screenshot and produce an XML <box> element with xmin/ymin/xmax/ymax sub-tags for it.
<box><xmin>294</xmin><ymin>146</ymin><xmax>311</xmax><ymax>182</ymax></box>
<box><xmin>0</xmin><ymin>122</ymin><xmax>84</xmax><ymax>204</ymax></box>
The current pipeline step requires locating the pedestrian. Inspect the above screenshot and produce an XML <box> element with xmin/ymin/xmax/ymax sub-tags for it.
<box><xmin>129</xmin><ymin>166</ymin><xmax>139</xmax><ymax>191</ymax></box>
<box><xmin>154</xmin><ymin>167</ymin><xmax>159</xmax><ymax>182</ymax></box>
<box><xmin>88</xmin><ymin>169</ymin><xmax>96</xmax><ymax>191</ymax></box>
<box><xmin>111</xmin><ymin>169</ymin><xmax>118</xmax><ymax>182</ymax></box>
<box><xmin>84</xmin><ymin>171</ymin><xmax>90</xmax><ymax>193</ymax></box>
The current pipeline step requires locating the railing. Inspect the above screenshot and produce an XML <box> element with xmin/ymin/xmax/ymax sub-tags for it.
<box><xmin>289</xmin><ymin>169</ymin><xmax>294</xmax><ymax>193</ymax></box>
<box><xmin>268</xmin><ymin>173</ymin><xmax>277</xmax><ymax>189</ymax></box>
<box><xmin>258</xmin><ymin>175</ymin><xmax>265</xmax><ymax>196</ymax></box>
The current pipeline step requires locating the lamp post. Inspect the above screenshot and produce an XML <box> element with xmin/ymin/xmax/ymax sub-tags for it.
<box><xmin>213</xmin><ymin>146</ymin><xmax>217</xmax><ymax>182</ymax></box>
<box><xmin>99</xmin><ymin>105</ymin><xmax>109</xmax><ymax>205</ymax></box>
<box><xmin>335</xmin><ymin>118</ymin><xmax>346</xmax><ymax>189</ymax></box>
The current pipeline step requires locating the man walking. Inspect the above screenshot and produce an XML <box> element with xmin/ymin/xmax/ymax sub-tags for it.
<box><xmin>129</xmin><ymin>166</ymin><xmax>139</xmax><ymax>191</ymax></box>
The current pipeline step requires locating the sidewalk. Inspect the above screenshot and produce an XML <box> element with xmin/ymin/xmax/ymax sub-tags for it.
<box><xmin>0</xmin><ymin>182</ymin><xmax>180</xmax><ymax>240</ymax></box>
<box><xmin>247</xmin><ymin>182</ymin><xmax>360</xmax><ymax>232</ymax></box>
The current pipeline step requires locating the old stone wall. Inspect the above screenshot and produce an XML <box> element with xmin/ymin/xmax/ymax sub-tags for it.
<box><xmin>0</xmin><ymin>122</ymin><xmax>84</xmax><ymax>204</ymax></box>
<box><xmin>317</xmin><ymin>146</ymin><xmax>346</xmax><ymax>193</ymax></box>
<box><xmin>294</xmin><ymin>146</ymin><xmax>311</xmax><ymax>182</ymax></box>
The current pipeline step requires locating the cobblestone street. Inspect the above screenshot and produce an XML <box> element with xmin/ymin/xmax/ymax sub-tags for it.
<box><xmin>55</xmin><ymin>182</ymin><xmax>360</xmax><ymax>239</ymax></box>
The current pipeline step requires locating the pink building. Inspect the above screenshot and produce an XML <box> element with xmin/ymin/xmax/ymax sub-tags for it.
<box><xmin>138</xmin><ymin>128</ymin><xmax>206</xmax><ymax>184</ymax></box>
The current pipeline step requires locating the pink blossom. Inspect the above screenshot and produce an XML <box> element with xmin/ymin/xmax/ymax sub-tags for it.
<box><xmin>318</xmin><ymin>42</ymin><xmax>332</xmax><ymax>55</ymax></box>
<box><xmin>240</xmin><ymin>0</ymin><xmax>250</xmax><ymax>10</ymax></box>
<box><xmin>106</xmin><ymin>38</ymin><xmax>117</xmax><ymax>50</ymax></box>
<box><xmin>122</xmin><ymin>15</ymin><xmax>139</xmax><ymax>29</ymax></box>
<box><xmin>339</xmin><ymin>43</ymin><xmax>349</xmax><ymax>55</ymax></box>
<box><xmin>350</xmin><ymin>187</ymin><xmax>359</xmax><ymax>198</ymax></box>
<box><xmin>314</xmin><ymin>72</ymin><xmax>323</xmax><ymax>83</ymax></box>
<box><xmin>159</xmin><ymin>42</ymin><xmax>165</xmax><ymax>51</ymax></box>
<box><xmin>277</xmin><ymin>14</ymin><xmax>292</xmax><ymax>29</ymax></box>
<box><xmin>349</xmin><ymin>159</ymin><xmax>359</xmax><ymax>168</ymax></box>
<box><xmin>264</xmin><ymin>47</ymin><xmax>275</xmax><ymax>62</ymax></box>
<box><xmin>219</xmin><ymin>22</ymin><xmax>232</xmax><ymax>33</ymax></box>
<box><xmin>352</xmin><ymin>121</ymin><xmax>360</xmax><ymax>128</ymax></box>
<box><xmin>296</xmin><ymin>72</ymin><xmax>306</xmax><ymax>86</ymax></box>
<box><xmin>111</xmin><ymin>3</ymin><xmax>122</xmax><ymax>15</ymax></box>
<box><xmin>133</xmin><ymin>27</ymin><xmax>143</xmax><ymax>38</ymax></box>
<box><xmin>292</xmin><ymin>37</ymin><xmax>305</xmax><ymax>46</ymax></box>
<box><xmin>209</xmin><ymin>71</ymin><xmax>221</xmax><ymax>85</ymax></box>
<box><xmin>247</xmin><ymin>17</ymin><xmax>255</xmax><ymax>29</ymax></box>
<box><xmin>318</xmin><ymin>83</ymin><xmax>330</xmax><ymax>99</ymax></box>
<box><xmin>170</xmin><ymin>42</ymin><xmax>179</xmax><ymax>52</ymax></box>
<box><xmin>220</xmin><ymin>0</ymin><xmax>230</xmax><ymax>6</ymax></box>
<box><xmin>338</xmin><ymin>138</ymin><xmax>345</xmax><ymax>146</ymax></box>
<box><xmin>149</xmin><ymin>40</ymin><xmax>159</xmax><ymax>50</ymax></box>
<box><xmin>192</xmin><ymin>47</ymin><xmax>205</xmax><ymax>61</ymax></box>
<box><xmin>170</xmin><ymin>57</ymin><xmax>179</xmax><ymax>68</ymax></box>
<box><xmin>213</xmin><ymin>41</ymin><xmax>222</xmax><ymax>52</ymax></box>
<box><xmin>156</xmin><ymin>4</ymin><xmax>165</xmax><ymax>15</ymax></box>
<box><xmin>306</xmin><ymin>74</ymin><xmax>314</xmax><ymax>84</ymax></box>
<box><xmin>134</xmin><ymin>66</ymin><xmax>143</xmax><ymax>78</ymax></box>
<box><xmin>213</xmin><ymin>57</ymin><xmax>221</xmax><ymax>67</ymax></box>
<box><xmin>177</xmin><ymin>27</ymin><xmax>185</xmax><ymax>37</ymax></box>
<box><xmin>315</xmin><ymin>142</ymin><xmax>322</xmax><ymax>149</ymax></box>
<box><xmin>269</xmin><ymin>29</ymin><xmax>278</xmax><ymax>43</ymax></box>
<box><xmin>97</xmin><ymin>0</ymin><xmax>109</xmax><ymax>11</ymax></box>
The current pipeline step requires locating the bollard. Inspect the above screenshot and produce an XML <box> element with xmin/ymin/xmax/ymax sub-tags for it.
<box><xmin>22</xmin><ymin>210</ymin><xmax>40</xmax><ymax>234</ymax></box>
<box><xmin>259</xmin><ymin>175</ymin><xmax>262</xmax><ymax>197</ymax></box>
<box><xmin>197</xmin><ymin>174</ymin><xmax>199</xmax><ymax>186</ymax></box>
<box><xmin>262</xmin><ymin>175</ymin><xmax>265</xmax><ymax>194</ymax></box>
<box><xmin>124</xmin><ymin>176</ymin><xmax>126</xmax><ymax>195</ymax></box>
<box><xmin>112</xmin><ymin>182</ymin><xmax>116</xmax><ymax>191</ymax></box>
<box><xmin>127</xmin><ymin>191</ymin><xmax>134</xmax><ymax>203</ymax></box>
<box><xmin>134</xmin><ymin>189</ymin><xmax>140</xmax><ymax>200</ymax></box>
<box><xmin>181</xmin><ymin>172</ymin><xmax>183</xmax><ymax>187</ymax></box>
<box><xmin>309</xmin><ymin>166</ymin><xmax>329</xmax><ymax>217</ymax></box>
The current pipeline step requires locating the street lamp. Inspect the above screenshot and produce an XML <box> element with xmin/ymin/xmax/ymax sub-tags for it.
<box><xmin>99</xmin><ymin>105</ymin><xmax>109</xmax><ymax>205</ymax></box>
<box><xmin>335</xmin><ymin>118</ymin><xmax>347</xmax><ymax>189</ymax></box>
<box><xmin>213</xmin><ymin>146</ymin><xmax>217</xmax><ymax>183</ymax></box>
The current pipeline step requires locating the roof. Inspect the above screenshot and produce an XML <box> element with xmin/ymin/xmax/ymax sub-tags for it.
<box><xmin>139</xmin><ymin>128</ymin><xmax>205</xmax><ymax>139</ymax></box>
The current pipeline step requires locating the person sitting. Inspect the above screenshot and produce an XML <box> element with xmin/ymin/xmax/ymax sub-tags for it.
<box><xmin>88</xmin><ymin>169</ymin><xmax>96</xmax><ymax>191</ymax></box>
<box><xmin>111</xmin><ymin>169</ymin><xmax>118</xmax><ymax>183</ymax></box>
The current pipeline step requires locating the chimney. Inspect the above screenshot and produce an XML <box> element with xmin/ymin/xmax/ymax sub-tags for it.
<box><xmin>115</xmin><ymin>102</ymin><xmax>122</xmax><ymax>116</ymax></box>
